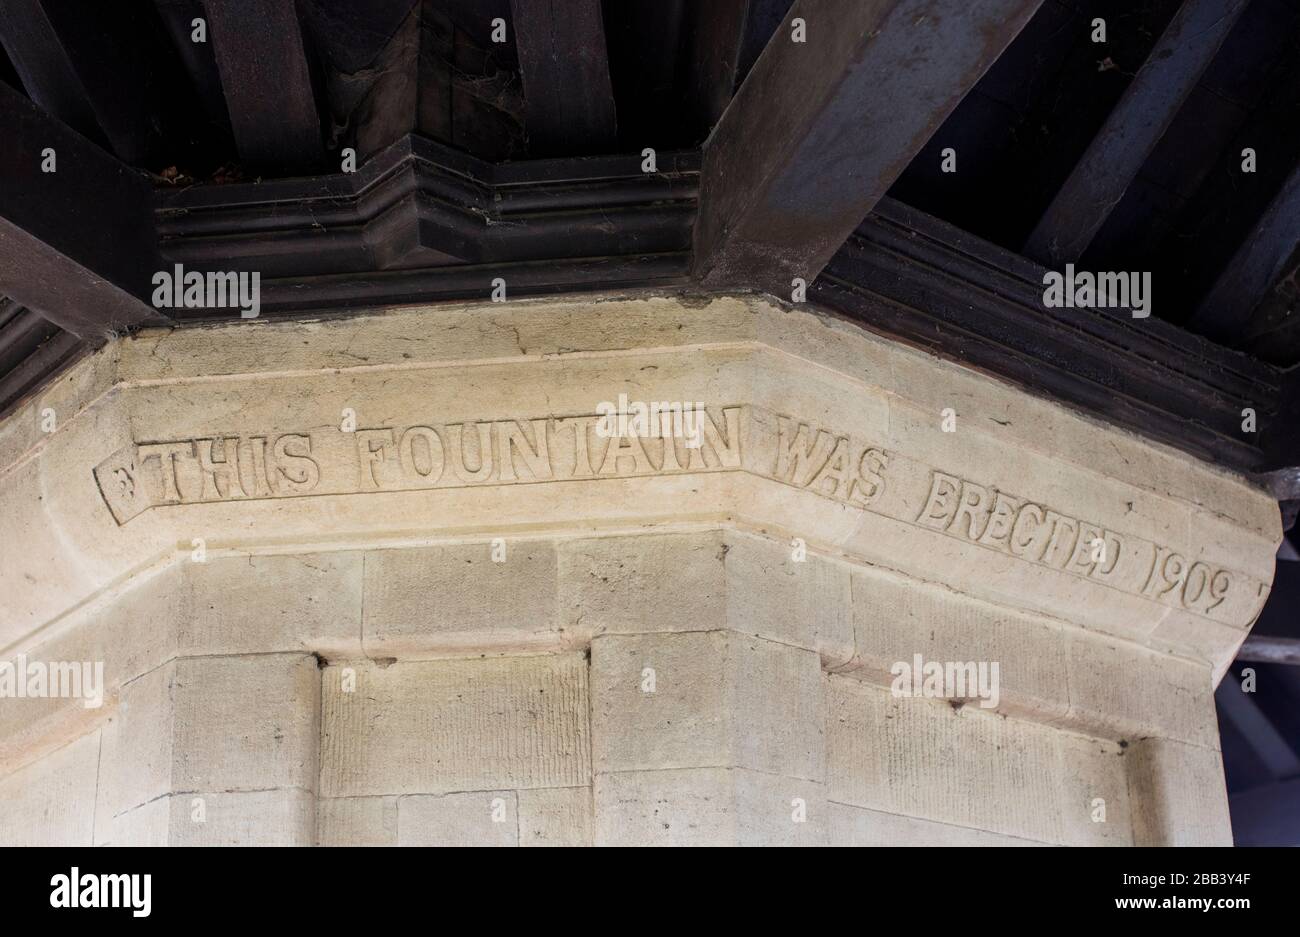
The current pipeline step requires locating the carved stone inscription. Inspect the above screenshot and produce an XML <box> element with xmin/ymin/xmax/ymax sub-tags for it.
<box><xmin>770</xmin><ymin>415</ymin><xmax>890</xmax><ymax>509</ymax></box>
<box><xmin>911</xmin><ymin>470</ymin><xmax>1235</xmax><ymax>617</ymax></box>
<box><xmin>92</xmin><ymin>404</ymin><xmax>1256</xmax><ymax>622</ymax></box>
<box><xmin>93</xmin><ymin>408</ymin><xmax>744</xmax><ymax>525</ymax></box>
<box><xmin>916</xmin><ymin>471</ymin><xmax>1125</xmax><ymax>583</ymax></box>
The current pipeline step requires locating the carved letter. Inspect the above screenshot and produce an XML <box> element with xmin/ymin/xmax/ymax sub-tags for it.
<box><xmin>271</xmin><ymin>434</ymin><xmax>320</xmax><ymax>493</ymax></box>
<box><xmin>1090</xmin><ymin>530</ymin><xmax>1123</xmax><ymax>579</ymax></box>
<box><xmin>1066</xmin><ymin>522</ymin><xmax>1104</xmax><ymax>575</ymax></box>
<box><xmin>448</xmin><ymin>422</ymin><xmax>494</xmax><ymax>483</ymax></box>
<box><xmin>847</xmin><ymin>447</ymin><xmax>889</xmax><ymax>507</ymax></box>
<box><xmin>355</xmin><ymin>429</ymin><xmax>395</xmax><ymax>491</ymax></box>
<box><xmin>1040</xmin><ymin>511</ymin><xmax>1079</xmax><ymax>566</ymax></box>
<box><xmin>687</xmin><ymin>407</ymin><xmax>743</xmax><ymax>470</ymax></box>
<box><xmin>916</xmin><ymin>472</ymin><xmax>961</xmax><ymax>529</ymax></box>
<box><xmin>599</xmin><ymin>433</ymin><xmax>654</xmax><ymax>476</ymax></box>
<box><xmin>1009</xmin><ymin>503</ymin><xmax>1046</xmax><ymax>558</ymax></box>
<box><xmin>399</xmin><ymin>426</ymin><xmax>445</xmax><ymax>484</ymax></box>
<box><xmin>977</xmin><ymin>492</ymin><xmax>1021</xmax><ymax>549</ymax></box>
<box><xmin>948</xmin><ymin>481</ymin><xmax>992</xmax><ymax>541</ymax></box>
<box><xmin>555</xmin><ymin>416</ymin><xmax>596</xmax><ymax>478</ymax></box>
<box><xmin>775</xmin><ymin>417</ymin><xmax>833</xmax><ymax>485</ymax></box>
<box><xmin>195</xmin><ymin>437</ymin><xmax>248</xmax><ymax>501</ymax></box>
<box><xmin>137</xmin><ymin>441</ymin><xmax>195</xmax><ymax>503</ymax></box>
<box><xmin>808</xmin><ymin>437</ymin><xmax>851</xmax><ymax>498</ymax></box>
<box><xmin>496</xmin><ymin>419</ymin><xmax>551</xmax><ymax>482</ymax></box>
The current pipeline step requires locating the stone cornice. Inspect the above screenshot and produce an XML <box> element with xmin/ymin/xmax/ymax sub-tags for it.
<box><xmin>0</xmin><ymin>295</ymin><xmax>1279</xmax><ymax>677</ymax></box>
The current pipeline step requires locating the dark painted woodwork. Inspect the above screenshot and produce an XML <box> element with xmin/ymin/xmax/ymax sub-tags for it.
<box><xmin>510</xmin><ymin>0</ymin><xmax>616</xmax><ymax>154</ymax></box>
<box><xmin>1190</xmin><ymin>162</ymin><xmax>1300</xmax><ymax>343</ymax></box>
<box><xmin>1024</xmin><ymin>0</ymin><xmax>1248</xmax><ymax>266</ymax></box>
<box><xmin>0</xmin><ymin>0</ymin><xmax>176</xmax><ymax>164</ymax></box>
<box><xmin>692</xmin><ymin>0</ymin><xmax>1046</xmax><ymax>294</ymax></box>
<box><xmin>0</xmin><ymin>81</ymin><xmax>167</xmax><ymax>338</ymax></box>
<box><xmin>815</xmin><ymin>198</ymin><xmax>1279</xmax><ymax>473</ymax></box>
<box><xmin>203</xmin><ymin>0</ymin><xmax>323</xmax><ymax>167</ymax></box>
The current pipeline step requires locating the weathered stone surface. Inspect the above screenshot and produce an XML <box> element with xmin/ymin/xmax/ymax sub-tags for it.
<box><xmin>843</xmin><ymin>563</ymin><xmax>1221</xmax><ymax>747</ymax></box>
<box><xmin>170</xmin><ymin>654</ymin><xmax>320</xmax><ymax>794</ymax></box>
<box><xmin>1127</xmin><ymin>738</ymin><xmax>1232</xmax><ymax>846</ymax></box>
<box><xmin>0</xmin><ymin>730</ymin><xmax>99</xmax><ymax>846</ymax></box>
<box><xmin>594</xmin><ymin>768</ymin><xmax>826</xmax><ymax>846</ymax></box>
<box><xmin>106</xmin><ymin>790</ymin><xmax>315</xmax><ymax>846</ymax></box>
<box><xmin>363</xmin><ymin>541</ymin><xmax>561</xmax><ymax>656</ymax></box>
<box><xmin>179</xmin><ymin>552</ymin><xmax>364</xmax><ymax>659</ymax></box>
<box><xmin>558</xmin><ymin>532</ymin><xmax>730</xmax><ymax>641</ymax></box>
<box><xmin>560</xmin><ymin>530</ymin><xmax>853</xmax><ymax>665</ymax></box>
<box><xmin>1062</xmin><ymin>632</ymin><xmax>1219</xmax><ymax>749</ymax></box>
<box><xmin>317</xmin><ymin>796</ymin><xmax>398</xmax><ymax>847</ymax></box>
<box><xmin>0</xmin><ymin>293</ymin><xmax>1270</xmax><ymax>846</ymax></box>
<box><xmin>844</xmin><ymin>565</ymin><xmax>1071</xmax><ymax>722</ymax></box>
<box><xmin>397</xmin><ymin>791</ymin><xmax>519</xmax><ymax>846</ymax></box>
<box><xmin>0</xmin><ymin>296</ymin><xmax>1274</xmax><ymax>662</ymax></box>
<box><xmin>590</xmin><ymin>631</ymin><xmax>824</xmax><ymax>781</ymax></box>
<box><xmin>0</xmin><ymin>552</ymin><xmax>359</xmax><ymax>773</ymax></box>
<box><xmin>320</xmin><ymin>655</ymin><xmax>590</xmax><ymax>797</ymax></box>
<box><xmin>826</xmin><ymin>675</ymin><xmax>1128</xmax><ymax>846</ymax></box>
<box><xmin>94</xmin><ymin>668</ymin><xmax>170</xmax><ymax>836</ymax></box>
<box><xmin>518</xmin><ymin>787</ymin><xmax>593</xmax><ymax>846</ymax></box>
<box><xmin>94</xmin><ymin>654</ymin><xmax>319</xmax><ymax>839</ymax></box>
<box><xmin>827</xmin><ymin>803</ymin><xmax>1047</xmax><ymax>846</ymax></box>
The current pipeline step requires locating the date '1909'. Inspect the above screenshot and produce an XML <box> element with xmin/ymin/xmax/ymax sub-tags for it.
<box><xmin>1141</xmin><ymin>546</ymin><xmax>1230</xmax><ymax>613</ymax></box>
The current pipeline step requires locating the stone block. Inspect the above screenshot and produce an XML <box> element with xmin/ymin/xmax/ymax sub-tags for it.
<box><xmin>180</xmin><ymin>552</ymin><xmax>364</xmax><ymax>659</ymax></box>
<box><xmin>0</xmin><ymin>730</ymin><xmax>99</xmax><ymax>846</ymax></box>
<box><xmin>320</xmin><ymin>655</ymin><xmax>590</xmax><ymax>796</ymax></box>
<box><xmin>1127</xmin><ymin>737</ymin><xmax>1232</xmax><ymax>846</ymax></box>
<box><xmin>846</xmin><ymin>565</ymin><xmax>1070</xmax><ymax>722</ymax></box>
<box><xmin>826</xmin><ymin>674</ymin><xmax>1128</xmax><ymax>845</ymax></box>
<box><xmin>827</xmin><ymin>803</ymin><xmax>1047</xmax><ymax>846</ymax></box>
<box><xmin>518</xmin><ymin>787</ymin><xmax>593</xmax><ymax>847</ymax></box>
<box><xmin>1064</xmin><ymin>632</ymin><xmax>1219</xmax><ymax>747</ymax></box>
<box><xmin>590</xmin><ymin>631</ymin><xmax>823</xmax><ymax>781</ymax></box>
<box><xmin>594</xmin><ymin>768</ymin><xmax>826</xmax><ymax>846</ymax></box>
<box><xmin>96</xmin><ymin>654</ymin><xmax>320</xmax><ymax>837</ymax></box>
<box><xmin>363</xmin><ymin>542</ymin><xmax>561</xmax><ymax>656</ymax></box>
<box><xmin>558</xmin><ymin>532</ymin><xmax>729</xmax><ymax>641</ymax></box>
<box><xmin>170</xmin><ymin>654</ymin><xmax>320</xmax><ymax>793</ymax></box>
<box><xmin>559</xmin><ymin>530</ymin><xmax>852</xmax><ymax>665</ymax></box>
<box><xmin>317</xmin><ymin>796</ymin><xmax>398</xmax><ymax>847</ymax></box>
<box><xmin>398</xmin><ymin>792</ymin><xmax>518</xmax><ymax>846</ymax></box>
<box><xmin>106</xmin><ymin>790</ymin><xmax>315</xmax><ymax>846</ymax></box>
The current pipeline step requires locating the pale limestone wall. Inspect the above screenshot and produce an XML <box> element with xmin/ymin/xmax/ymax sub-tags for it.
<box><xmin>0</xmin><ymin>530</ymin><xmax>1244</xmax><ymax>846</ymax></box>
<box><xmin>0</xmin><ymin>295</ymin><xmax>1279</xmax><ymax>845</ymax></box>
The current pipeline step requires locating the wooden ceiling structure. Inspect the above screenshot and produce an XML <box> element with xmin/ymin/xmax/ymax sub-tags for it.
<box><xmin>1</xmin><ymin>0</ymin><xmax>1299</xmax><ymax>843</ymax></box>
<box><xmin>1</xmin><ymin>0</ymin><xmax>1298</xmax><ymax>475</ymax></box>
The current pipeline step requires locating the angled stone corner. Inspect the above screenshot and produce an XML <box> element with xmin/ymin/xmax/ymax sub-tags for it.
<box><xmin>0</xmin><ymin>294</ymin><xmax>1279</xmax><ymax>845</ymax></box>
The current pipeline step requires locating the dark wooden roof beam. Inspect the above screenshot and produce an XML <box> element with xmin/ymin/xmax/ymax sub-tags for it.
<box><xmin>1024</xmin><ymin>0</ymin><xmax>1248</xmax><ymax>267</ymax></box>
<box><xmin>0</xmin><ymin>0</ymin><xmax>167</xmax><ymax>163</ymax></box>
<box><xmin>0</xmin><ymin>81</ymin><xmax>168</xmax><ymax>339</ymax></box>
<box><xmin>1189</xmin><ymin>159</ymin><xmax>1300</xmax><ymax>343</ymax></box>
<box><xmin>680</xmin><ymin>0</ymin><xmax>794</xmax><ymax>133</ymax></box>
<box><xmin>691</xmin><ymin>0</ymin><xmax>1046</xmax><ymax>293</ymax></box>
<box><xmin>203</xmin><ymin>0</ymin><xmax>323</xmax><ymax>168</ymax></box>
<box><xmin>509</xmin><ymin>0</ymin><xmax>617</xmax><ymax>155</ymax></box>
<box><xmin>298</xmin><ymin>0</ymin><xmax>420</xmax><ymax>157</ymax></box>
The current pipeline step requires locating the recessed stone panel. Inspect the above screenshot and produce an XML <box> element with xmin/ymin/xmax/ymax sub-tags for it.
<box><xmin>320</xmin><ymin>655</ymin><xmax>591</xmax><ymax>797</ymax></box>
